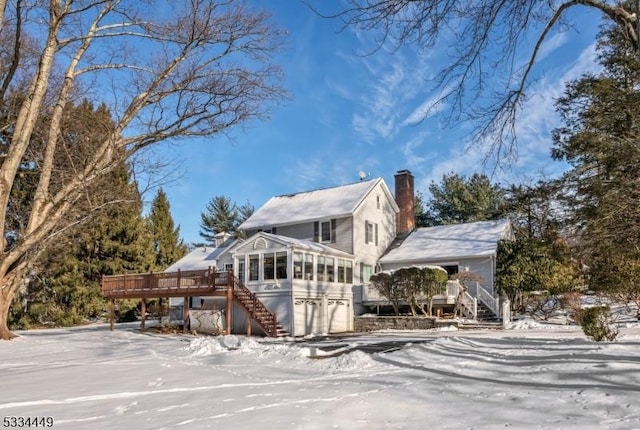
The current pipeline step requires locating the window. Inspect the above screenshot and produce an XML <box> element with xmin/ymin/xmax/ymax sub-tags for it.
<box><xmin>293</xmin><ymin>252</ymin><xmax>303</xmax><ymax>280</ymax></box>
<box><xmin>238</xmin><ymin>259</ymin><xmax>246</xmax><ymax>283</ymax></box>
<box><xmin>249</xmin><ymin>254</ymin><xmax>259</xmax><ymax>281</ymax></box>
<box><xmin>375</xmin><ymin>223</ymin><xmax>378</xmax><ymax>245</ymax></box>
<box><xmin>326</xmin><ymin>257</ymin><xmax>335</xmax><ymax>282</ymax></box>
<box><xmin>321</xmin><ymin>221</ymin><xmax>331</xmax><ymax>242</ymax></box>
<box><xmin>365</xmin><ymin>221</ymin><xmax>378</xmax><ymax>245</ymax></box>
<box><xmin>317</xmin><ymin>256</ymin><xmax>326</xmax><ymax>281</ymax></box>
<box><xmin>376</xmin><ymin>195</ymin><xmax>380</xmax><ymax>209</ymax></box>
<box><xmin>337</xmin><ymin>259</ymin><xmax>354</xmax><ymax>283</ymax></box>
<box><xmin>264</xmin><ymin>254</ymin><xmax>275</xmax><ymax>280</ymax></box>
<box><xmin>304</xmin><ymin>254</ymin><xmax>314</xmax><ymax>280</ymax></box>
<box><xmin>365</xmin><ymin>221</ymin><xmax>373</xmax><ymax>244</ymax></box>
<box><xmin>361</xmin><ymin>264</ymin><xmax>373</xmax><ymax>283</ymax></box>
<box><xmin>346</xmin><ymin>261</ymin><xmax>353</xmax><ymax>283</ymax></box>
<box><xmin>276</xmin><ymin>252</ymin><xmax>287</xmax><ymax>279</ymax></box>
<box><xmin>224</xmin><ymin>263</ymin><xmax>233</xmax><ymax>272</ymax></box>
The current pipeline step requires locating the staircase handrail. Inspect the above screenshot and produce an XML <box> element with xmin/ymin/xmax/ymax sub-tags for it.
<box><xmin>228</xmin><ymin>273</ymin><xmax>278</xmax><ymax>337</ymax></box>
<box><xmin>476</xmin><ymin>283</ymin><xmax>500</xmax><ymax>316</ymax></box>
<box><xmin>447</xmin><ymin>280</ymin><xmax>477</xmax><ymax>319</ymax></box>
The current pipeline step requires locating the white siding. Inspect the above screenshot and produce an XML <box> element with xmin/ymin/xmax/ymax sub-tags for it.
<box><xmin>352</xmin><ymin>181</ymin><xmax>398</xmax><ymax>280</ymax></box>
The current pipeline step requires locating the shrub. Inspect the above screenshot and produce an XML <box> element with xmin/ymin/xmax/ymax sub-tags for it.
<box><xmin>580</xmin><ymin>306</ymin><xmax>618</xmax><ymax>341</ymax></box>
<box><xmin>560</xmin><ymin>290</ymin><xmax>583</xmax><ymax>324</ymax></box>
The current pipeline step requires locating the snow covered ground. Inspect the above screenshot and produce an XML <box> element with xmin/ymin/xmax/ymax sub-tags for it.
<box><xmin>1</xmin><ymin>320</ymin><xmax>640</xmax><ymax>430</ymax></box>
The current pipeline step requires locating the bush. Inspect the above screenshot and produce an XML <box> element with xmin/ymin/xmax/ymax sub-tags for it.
<box><xmin>560</xmin><ymin>290</ymin><xmax>583</xmax><ymax>324</ymax></box>
<box><xmin>580</xmin><ymin>306</ymin><xmax>618</xmax><ymax>341</ymax></box>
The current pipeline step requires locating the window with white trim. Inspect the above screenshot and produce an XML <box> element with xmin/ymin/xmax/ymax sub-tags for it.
<box><xmin>321</xmin><ymin>221</ymin><xmax>331</xmax><ymax>242</ymax></box>
<box><xmin>304</xmin><ymin>254</ymin><xmax>314</xmax><ymax>280</ymax></box>
<box><xmin>326</xmin><ymin>257</ymin><xmax>335</xmax><ymax>282</ymax></box>
<box><xmin>361</xmin><ymin>264</ymin><xmax>374</xmax><ymax>283</ymax></box>
<box><xmin>293</xmin><ymin>252</ymin><xmax>303</xmax><ymax>279</ymax></box>
<box><xmin>317</xmin><ymin>256</ymin><xmax>326</xmax><ymax>281</ymax></box>
<box><xmin>249</xmin><ymin>254</ymin><xmax>259</xmax><ymax>281</ymax></box>
<box><xmin>365</xmin><ymin>221</ymin><xmax>378</xmax><ymax>245</ymax></box>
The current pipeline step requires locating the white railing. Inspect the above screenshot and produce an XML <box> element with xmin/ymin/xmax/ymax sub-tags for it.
<box><xmin>362</xmin><ymin>283</ymin><xmax>383</xmax><ymax>302</ymax></box>
<box><xmin>476</xmin><ymin>283</ymin><xmax>500</xmax><ymax>317</ymax></box>
<box><xmin>447</xmin><ymin>280</ymin><xmax>477</xmax><ymax>319</ymax></box>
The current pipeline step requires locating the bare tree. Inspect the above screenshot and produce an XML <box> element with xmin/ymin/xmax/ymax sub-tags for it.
<box><xmin>0</xmin><ymin>0</ymin><xmax>286</xmax><ymax>339</ymax></box>
<box><xmin>318</xmin><ymin>0</ymin><xmax>640</xmax><ymax>163</ymax></box>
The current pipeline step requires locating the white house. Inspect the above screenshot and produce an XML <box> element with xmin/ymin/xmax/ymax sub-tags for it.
<box><xmin>229</xmin><ymin>175</ymin><xmax>402</xmax><ymax>336</ymax></box>
<box><xmin>160</xmin><ymin>170</ymin><xmax>511</xmax><ymax>336</ymax></box>
<box><xmin>378</xmin><ymin>219</ymin><xmax>513</xmax><ymax>292</ymax></box>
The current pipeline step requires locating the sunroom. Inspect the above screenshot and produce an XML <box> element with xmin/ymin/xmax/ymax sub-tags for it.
<box><xmin>231</xmin><ymin>232</ymin><xmax>356</xmax><ymax>335</ymax></box>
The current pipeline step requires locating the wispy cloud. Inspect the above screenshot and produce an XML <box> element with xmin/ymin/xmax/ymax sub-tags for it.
<box><xmin>513</xmin><ymin>41</ymin><xmax>599</xmax><ymax>174</ymax></box>
<box><xmin>402</xmin><ymin>85</ymin><xmax>451</xmax><ymax>127</ymax></box>
<box><xmin>537</xmin><ymin>32</ymin><xmax>569</xmax><ymax>63</ymax></box>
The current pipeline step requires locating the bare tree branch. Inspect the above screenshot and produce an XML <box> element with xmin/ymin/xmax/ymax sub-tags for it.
<box><xmin>0</xmin><ymin>0</ymin><xmax>287</xmax><ymax>338</ymax></box>
<box><xmin>317</xmin><ymin>0</ymin><xmax>640</xmax><ymax>164</ymax></box>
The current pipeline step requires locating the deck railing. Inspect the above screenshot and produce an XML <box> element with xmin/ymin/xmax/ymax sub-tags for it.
<box><xmin>101</xmin><ymin>268</ymin><xmax>222</xmax><ymax>298</ymax></box>
<box><xmin>101</xmin><ymin>269</ymin><xmax>282</xmax><ymax>336</ymax></box>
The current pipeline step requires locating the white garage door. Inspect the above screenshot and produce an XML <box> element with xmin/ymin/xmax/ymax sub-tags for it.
<box><xmin>294</xmin><ymin>298</ymin><xmax>322</xmax><ymax>336</ymax></box>
<box><xmin>328</xmin><ymin>299</ymin><xmax>350</xmax><ymax>333</ymax></box>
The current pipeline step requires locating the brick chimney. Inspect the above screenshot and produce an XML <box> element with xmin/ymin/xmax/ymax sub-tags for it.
<box><xmin>395</xmin><ymin>170</ymin><xmax>415</xmax><ymax>234</ymax></box>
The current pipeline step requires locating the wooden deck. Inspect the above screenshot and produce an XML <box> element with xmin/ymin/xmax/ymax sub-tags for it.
<box><xmin>101</xmin><ymin>269</ymin><xmax>285</xmax><ymax>337</ymax></box>
<box><xmin>101</xmin><ymin>269</ymin><xmax>228</xmax><ymax>299</ymax></box>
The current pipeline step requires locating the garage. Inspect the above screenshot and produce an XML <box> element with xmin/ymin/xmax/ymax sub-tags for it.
<box><xmin>327</xmin><ymin>299</ymin><xmax>351</xmax><ymax>333</ymax></box>
<box><xmin>293</xmin><ymin>297</ymin><xmax>352</xmax><ymax>336</ymax></box>
<box><xmin>294</xmin><ymin>298</ymin><xmax>322</xmax><ymax>336</ymax></box>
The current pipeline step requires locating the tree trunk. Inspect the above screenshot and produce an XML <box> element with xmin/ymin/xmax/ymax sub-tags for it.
<box><xmin>0</xmin><ymin>288</ymin><xmax>17</xmax><ymax>340</ymax></box>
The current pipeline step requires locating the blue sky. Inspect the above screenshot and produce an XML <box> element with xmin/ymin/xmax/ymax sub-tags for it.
<box><xmin>153</xmin><ymin>1</ymin><xmax>603</xmax><ymax>245</ymax></box>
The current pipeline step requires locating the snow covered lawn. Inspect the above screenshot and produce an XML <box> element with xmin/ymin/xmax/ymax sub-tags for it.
<box><xmin>1</xmin><ymin>323</ymin><xmax>640</xmax><ymax>429</ymax></box>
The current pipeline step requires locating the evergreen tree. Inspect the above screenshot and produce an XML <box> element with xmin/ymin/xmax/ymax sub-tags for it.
<box><xmin>148</xmin><ymin>188</ymin><xmax>187</xmax><ymax>269</ymax></box>
<box><xmin>414</xmin><ymin>191</ymin><xmax>435</xmax><ymax>228</ymax></box>
<box><xmin>10</xmin><ymin>165</ymin><xmax>155</xmax><ymax>328</ymax></box>
<box><xmin>503</xmin><ymin>181</ymin><xmax>564</xmax><ymax>242</ymax></box>
<box><xmin>426</xmin><ymin>173</ymin><xmax>505</xmax><ymax>225</ymax></box>
<box><xmin>7</xmin><ymin>100</ymin><xmax>155</xmax><ymax>328</ymax></box>
<box><xmin>552</xmin><ymin>22</ymin><xmax>640</xmax><ymax>306</ymax></box>
<box><xmin>199</xmin><ymin>196</ymin><xmax>254</xmax><ymax>242</ymax></box>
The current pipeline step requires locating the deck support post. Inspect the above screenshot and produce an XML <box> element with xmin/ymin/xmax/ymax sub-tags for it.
<box><xmin>226</xmin><ymin>278</ymin><xmax>233</xmax><ymax>335</ymax></box>
<box><xmin>183</xmin><ymin>297</ymin><xmax>189</xmax><ymax>334</ymax></box>
<box><xmin>140</xmin><ymin>299</ymin><xmax>146</xmax><ymax>331</ymax></box>
<box><xmin>246</xmin><ymin>311</ymin><xmax>252</xmax><ymax>336</ymax></box>
<box><xmin>109</xmin><ymin>299</ymin><xmax>115</xmax><ymax>331</ymax></box>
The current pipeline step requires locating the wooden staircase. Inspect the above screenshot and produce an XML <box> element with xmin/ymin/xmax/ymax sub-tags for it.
<box><xmin>230</xmin><ymin>275</ymin><xmax>290</xmax><ymax>338</ymax></box>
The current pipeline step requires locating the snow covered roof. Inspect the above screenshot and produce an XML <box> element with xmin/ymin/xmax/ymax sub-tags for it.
<box><xmin>239</xmin><ymin>178</ymin><xmax>397</xmax><ymax>230</ymax></box>
<box><xmin>379</xmin><ymin>219</ymin><xmax>512</xmax><ymax>264</ymax></box>
<box><xmin>233</xmin><ymin>232</ymin><xmax>354</xmax><ymax>258</ymax></box>
<box><xmin>164</xmin><ymin>240</ymin><xmax>238</xmax><ymax>272</ymax></box>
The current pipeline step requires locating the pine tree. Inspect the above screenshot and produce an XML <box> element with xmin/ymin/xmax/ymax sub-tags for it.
<box><xmin>9</xmin><ymin>165</ymin><xmax>155</xmax><ymax>328</ymax></box>
<box><xmin>426</xmin><ymin>173</ymin><xmax>505</xmax><ymax>225</ymax></box>
<box><xmin>148</xmin><ymin>188</ymin><xmax>187</xmax><ymax>269</ymax></box>
<box><xmin>552</xmin><ymin>23</ymin><xmax>640</xmax><ymax>307</ymax></box>
<box><xmin>199</xmin><ymin>196</ymin><xmax>254</xmax><ymax>242</ymax></box>
<box><xmin>7</xmin><ymin>99</ymin><xmax>156</xmax><ymax>328</ymax></box>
